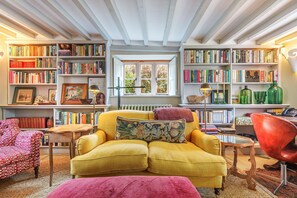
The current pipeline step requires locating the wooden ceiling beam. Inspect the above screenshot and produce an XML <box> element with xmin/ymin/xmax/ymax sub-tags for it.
<box><xmin>163</xmin><ymin>0</ymin><xmax>177</xmax><ymax>46</ymax></box>
<box><xmin>237</xmin><ymin>0</ymin><xmax>297</xmax><ymax>44</ymax></box>
<box><xmin>181</xmin><ymin>0</ymin><xmax>212</xmax><ymax>44</ymax></box>
<box><xmin>0</xmin><ymin>1</ymin><xmax>54</xmax><ymax>38</ymax></box>
<box><xmin>275</xmin><ymin>31</ymin><xmax>297</xmax><ymax>45</ymax></box>
<box><xmin>219</xmin><ymin>0</ymin><xmax>281</xmax><ymax>44</ymax></box>
<box><xmin>73</xmin><ymin>0</ymin><xmax>111</xmax><ymax>42</ymax></box>
<box><xmin>0</xmin><ymin>26</ymin><xmax>16</xmax><ymax>38</ymax></box>
<box><xmin>104</xmin><ymin>0</ymin><xmax>131</xmax><ymax>45</ymax></box>
<box><xmin>256</xmin><ymin>19</ymin><xmax>297</xmax><ymax>45</ymax></box>
<box><xmin>136</xmin><ymin>0</ymin><xmax>148</xmax><ymax>46</ymax></box>
<box><xmin>202</xmin><ymin>0</ymin><xmax>247</xmax><ymax>44</ymax></box>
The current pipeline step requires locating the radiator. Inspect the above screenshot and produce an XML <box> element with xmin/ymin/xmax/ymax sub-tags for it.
<box><xmin>120</xmin><ymin>104</ymin><xmax>172</xmax><ymax>111</ymax></box>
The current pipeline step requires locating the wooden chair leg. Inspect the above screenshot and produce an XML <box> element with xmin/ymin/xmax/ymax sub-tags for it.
<box><xmin>214</xmin><ymin>188</ymin><xmax>221</xmax><ymax>195</ymax></box>
<box><xmin>34</xmin><ymin>166</ymin><xmax>39</xmax><ymax>178</ymax></box>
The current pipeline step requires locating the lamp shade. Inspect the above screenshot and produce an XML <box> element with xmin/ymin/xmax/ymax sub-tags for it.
<box><xmin>288</xmin><ymin>48</ymin><xmax>297</xmax><ymax>72</ymax></box>
<box><xmin>89</xmin><ymin>85</ymin><xmax>100</xmax><ymax>93</ymax></box>
<box><xmin>199</xmin><ymin>83</ymin><xmax>212</xmax><ymax>92</ymax></box>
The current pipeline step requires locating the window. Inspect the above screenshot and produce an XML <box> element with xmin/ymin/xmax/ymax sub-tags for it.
<box><xmin>123</xmin><ymin>62</ymin><xmax>169</xmax><ymax>95</ymax></box>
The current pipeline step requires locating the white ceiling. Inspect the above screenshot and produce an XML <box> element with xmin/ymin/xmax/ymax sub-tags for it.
<box><xmin>0</xmin><ymin>0</ymin><xmax>297</xmax><ymax>47</ymax></box>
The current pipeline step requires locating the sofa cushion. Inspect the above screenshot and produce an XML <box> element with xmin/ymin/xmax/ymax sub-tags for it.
<box><xmin>71</xmin><ymin>140</ymin><xmax>148</xmax><ymax>176</ymax></box>
<box><xmin>0</xmin><ymin>146</ymin><xmax>30</xmax><ymax>166</ymax></box>
<box><xmin>0</xmin><ymin>119</ymin><xmax>20</xmax><ymax>147</ymax></box>
<box><xmin>148</xmin><ymin>141</ymin><xmax>226</xmax><ymax>177</ymax></box>
<box><xmin>116</xmin><ymin>116</ymin><xmax>186</xmax><ymax>143</ymax></box>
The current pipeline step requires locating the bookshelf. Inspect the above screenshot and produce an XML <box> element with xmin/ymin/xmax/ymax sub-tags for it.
<box><xmin>180</xmin><ymin>46</ymin><xmax>290</xmax><ymax>130</ymax></box>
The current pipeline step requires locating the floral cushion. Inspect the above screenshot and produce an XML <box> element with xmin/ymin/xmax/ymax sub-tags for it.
<box><xmin>116</xmin><ymin>117</ymin><xmax>186</xmax><ymax>143</ymax></box>
<box><xmin>0</xmin><ymin>119</ymin><xmax>20</xmax><ymax>147</ymax></box>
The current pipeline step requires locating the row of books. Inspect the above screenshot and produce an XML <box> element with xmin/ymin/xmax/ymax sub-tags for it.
<box><xmin>9</xmin><ymin>45</ymin><xmax>57</xmax><ymax>56</ymax></box>
<box><xmin>55</xmin><ymin>111</ymin><xmax>101</xmax><ymax>125</ymax></box>
<box><xmin>232</xmin><ymin>70</ymin><xmax>276</xmax><ymax>83</ymax></box>
<box><xmin>232</xmin><ymin>49</ymin><xmax>278</xmax><ymax>63</ymax></box>
<box><xmin>58</xmin><ymin>43</ymin><xmax>105</xmax><ymax>56</ymax></box>
<box><xmin>10</xmin><ymin>58</ymin><xmax>56</xmax><ymax>68</ymax></box>
<box><xmin>184</xmin><ymin>49</ymin><xmax>230</xmax><ymax>63</ymax></box>
<box><xmin>195</xmin><ymin>109</ymin><xmax>233</xmax><ymax>124</ymax></box>
<box><xmin>9</xmin><ymin>117</ymin><xmax>49</xmax><ymax>128</ymax></box>
<box><xmin>184</xmin><ymin>69</ymin><xmax>230</xmax><ymax>83</ymax></box>
<box><xmin>58</xmin><ymin>61</ymin><xmax>105</xmax><ymax>74</ymax></box>
<box><xmin>9</xmin><ymin>71</ymin><xmax>57</xmax><ymax>84</ymax></box>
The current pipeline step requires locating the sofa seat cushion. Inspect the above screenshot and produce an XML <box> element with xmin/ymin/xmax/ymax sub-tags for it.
<box><xmin>148</xmin><ymin>141</ymin><xmax>226</xmax><ymax>177</ymax></box>
<box><xmin>0</xmin><ymin>146</ymin><xmax>30</xmax><ymax>166</ymax></box>
<box><xmin>71</xmin><ymin>140</ymin><xmax>148</xmax><ymax>176</ymax></box>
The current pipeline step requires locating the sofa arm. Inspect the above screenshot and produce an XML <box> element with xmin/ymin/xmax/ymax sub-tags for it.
<box><xmin>76</xmin><ymin>130</ymin><xmax>106</xmax><ymax>155</ymax></box>
<box><xmin>15</xmin><ymin>131</ymin><xmax>44</xmax><ymax>152</ymax></box>
<box><xmin>191</xmin><ymin>130</ymin><xmax>221</xmax><ymax>155</ymax></box>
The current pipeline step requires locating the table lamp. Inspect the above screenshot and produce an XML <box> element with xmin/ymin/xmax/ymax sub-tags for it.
<box><xmin>89</xmin><ymin>85</ymin><xmax>101</xmax><ymax>124</ymax></box>
<box><xmin>199</xmin><ymin>83</ymin><xmax>212</xmax><ymax>133</ymax></box>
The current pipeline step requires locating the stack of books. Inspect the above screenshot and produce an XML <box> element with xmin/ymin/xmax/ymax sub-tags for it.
<box><xmin>200</xmin><ymin>124</ymin><xmax>218</xmax><ymax>134</ymax></box>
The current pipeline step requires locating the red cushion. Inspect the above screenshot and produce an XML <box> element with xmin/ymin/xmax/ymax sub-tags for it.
<box><xmin>47</xmin><ymin>176</ymin><xmax>201</xmax><ymax>198</ymax></box>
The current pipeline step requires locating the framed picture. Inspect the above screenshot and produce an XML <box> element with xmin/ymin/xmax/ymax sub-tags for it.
<box><xmin>211</xmin><ymin>90</ymin><xmax>228</xmax><ymax>104</ymax></box>
<box><xmin>13</xmin><ymin>87</ymin><xmax>36</xmax><ymax>104</ymax></box>
<box><xmin>88</xmin><ymin>77</ymin><xmax>106</xmax><ymax>99</ymax></box>
<box><xmin>61</xmin><ymin>83</ymin><xmax>87</xmax><ymax>105</ymax></box>
<box><xmin>48</xmin><ymin>89</ymin><xmax>56</xmax><ymax>102</ymax></box>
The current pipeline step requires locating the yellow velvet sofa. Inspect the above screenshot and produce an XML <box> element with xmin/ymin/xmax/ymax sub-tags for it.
<box><xmin>71</xmin><ymin>110</ymin><xmax>227</xmax><ymax>191</ymax></box>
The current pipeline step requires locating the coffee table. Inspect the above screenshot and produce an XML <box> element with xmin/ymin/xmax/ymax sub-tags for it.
<box><xmin>215</xmin><ymin>134</ymin><xmax>256</xmax><ymax>190</ymax></box>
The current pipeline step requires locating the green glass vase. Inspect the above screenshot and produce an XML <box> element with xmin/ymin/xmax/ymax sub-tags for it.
<box><xmin>240</xmin><ymin>86</ymin><xmax>252</xmax><ymax>104</ymax></box>
<box><xmin>268</xmin><ymin>81</ymin><xmax>283</xmax><ymax>104</ymax></box>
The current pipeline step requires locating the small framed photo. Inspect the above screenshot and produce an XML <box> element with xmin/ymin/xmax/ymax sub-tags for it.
<box><xmin>61</xmin><ymin>83</ymin><xmax>87</xmax><ymax>105</ymax></box>
<box><xmin>211</xmin><ymin>90</ymin><xmax>228</xmax><ymax>104</ymax></box>
<box><xmin>88</xmin><ymin>77</ymin><xmax>105</xmax><ymax>99</ymax></box>
<box><xmin>48</xmin><ymin>89</ymin><xmax>56</xmax><ymax>102</ymax></box>
<box><xmin>13</xmin><ymin>87</ymin><xmax>36</xmax><ymax>105</ymax></box>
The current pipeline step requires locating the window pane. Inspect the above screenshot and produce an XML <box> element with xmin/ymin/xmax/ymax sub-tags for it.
<box><xmin>156</xmin><ymin>64</ymin><xmax>168</xmax><ymax>78</ymax></box>
<box><xmin>141</xmin><ymin>80</ymin><xmax>151</xmax><ymax>93</ymax></box>
<box><xmin>141</xmin><ymin>64</ymin><xmax>152</xmax><ymax>78</ymax></box>
<box><xmin>157</xmin><ymin>80</ymin><xmax>168</xmax><ymax>93</ymax></box>
<box><xmin>124</xmin><ymin>64</ymin><xmax>136</xmax><ymax>78</ymax></box>
<box><xmin>125</xmin><ymin>80</ymin><xmax>135</xmax><ymax>94</ymax></box>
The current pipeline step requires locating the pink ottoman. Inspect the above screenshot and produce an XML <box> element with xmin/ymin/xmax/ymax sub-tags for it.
<box><xmin>47</xmin><ymin>176</ymin><xmax>201</xmax><ymax>198</ymax></box>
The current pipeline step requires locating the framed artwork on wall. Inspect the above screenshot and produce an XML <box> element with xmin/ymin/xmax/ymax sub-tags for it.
<box><xmin>48</xmin><ymin>89</ymin><xmax>56</xmax><ymax>102</ymax></box>
<box><xmin>211</xmin><ymin>90</ymin><xmax>228</xmax><ymax>104</ymax></box>
<box><xmin>12</xmin><ymin>87</ymin><xmax>36</xmax><ymax>105</ymax></box>
<box><xmin>61</xmin><ymin>83</ymin><xmax>87</xmax><ymax>105</ymax></box>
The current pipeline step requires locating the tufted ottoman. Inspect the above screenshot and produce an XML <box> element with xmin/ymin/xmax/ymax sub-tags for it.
<box><xmin>47</xmin><ymin>176</ymin><xmax>201</xmax><ymax>198</ymax></box>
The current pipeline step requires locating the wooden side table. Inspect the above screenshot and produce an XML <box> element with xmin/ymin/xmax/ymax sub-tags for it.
<box><xmin>215</xmin><ymin>134</ymin><xmax>256</xmax><ymax>190</ymax></box>
<box><xmin>47</xmin><ymin>124</ymin><xmax>94</xmax><ymax>186</ymax></box>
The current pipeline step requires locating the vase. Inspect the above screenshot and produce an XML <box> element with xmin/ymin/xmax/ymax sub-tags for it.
<box><xmin>254</xmin><ymin>91</ymin><xmax>267</xmax><ymax>104</ymax></box>
<box><xmin>240</xmin><ymin>86</ymin><xmax>252</xmax><ymax>104</ymax></box>
<box><xmin>47</xmin><ymin>117</ymin><xmax>53</xmax><ymax>128</ymax></box>
<box><xmin>268</xmin><ymin>81</ymin><xmax>283</xmax><ymax>104</ymax></box>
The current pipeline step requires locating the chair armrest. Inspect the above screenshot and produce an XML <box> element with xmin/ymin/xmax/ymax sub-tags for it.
<box><xmin>15</xmin><ymin>131</ymin><xmax>44</xmax><ymax>152</ymax></box>
<box><xmin>191</xmin><ymin>130</ymin><xmax>221</xmax><ymax>155</ymax></box>
<box><xmin>76</xmin><ymin>129</ymin><xmax>106</xmax><ymax>155</ymax></box>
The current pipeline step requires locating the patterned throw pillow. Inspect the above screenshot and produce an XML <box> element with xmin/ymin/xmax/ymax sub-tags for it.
<box><xmin>0</xmin><ymin>119</ymin><xmax>20</xmax><ymax>147</ymax></box>
<box><xmin>116</xmin><ymin>116</ymin><xmax>186</xmax><ymax>143</ymax></box>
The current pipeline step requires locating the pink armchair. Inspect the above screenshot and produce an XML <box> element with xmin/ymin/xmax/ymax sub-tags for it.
<box><xmin>0</xmin><ymin>119</ymin><xmax>43</xmax><ymax>179</ymax></box>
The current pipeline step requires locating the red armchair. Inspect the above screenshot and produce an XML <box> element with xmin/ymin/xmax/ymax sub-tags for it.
<box><xmin>0</xmin><ymin>119</ymin><xmax>43</xmax><ymax>179</ymax></box>
<box><xmin>251</xmin><ymin>113</ymin><xmax>297</xmax><ymax>194</ymax></box>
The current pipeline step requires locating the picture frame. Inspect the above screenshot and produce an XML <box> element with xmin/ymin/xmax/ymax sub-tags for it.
<box><xmin>48</xmin><ymin>89</ymin><xmax>56</xmax><ymax>102</ymax></box>
<box><xmin>88</xmin><ymin>77</ymin><xmax>106</xmax><ymax>99</ymax></box>
<box><xmin>12</xmin><ymin>87</ymin><xmax>36</xmax><ymax>105</ymax></box>
<box><xmin>61</xmin><ymin>83</ymin><xmax>88</xmax><ymax>105</ymax></box>
<box><xmin>211</xmin><ymin>90</ymin><xmax>228</xmax><ymax>104</ymax></box>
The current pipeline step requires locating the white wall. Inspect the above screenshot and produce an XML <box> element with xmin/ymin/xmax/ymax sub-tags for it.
<box><xmin>281</xmin><ymin>40</ymin><xmax>297</xmax><ymax>108</ymax></box>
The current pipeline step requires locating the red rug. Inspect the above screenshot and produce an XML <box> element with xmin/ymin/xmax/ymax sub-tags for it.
<box><xmin>255</xmin><ymin>167</ymin><xmax>297</xmax><ymax>198</ymax></box>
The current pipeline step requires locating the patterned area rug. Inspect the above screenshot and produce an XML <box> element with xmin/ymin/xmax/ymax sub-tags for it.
<box><xmin>0</xmin><ymin>155</ymin><xmax>276</xmax><ymax>198</ymax></box>
<box><xmin>255</xmin><ymin>166</ymin><xmax>297</xmax><ymax>198</ymax></box>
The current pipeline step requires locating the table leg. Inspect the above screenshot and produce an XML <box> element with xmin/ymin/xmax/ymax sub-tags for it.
<box><xmin>69</xmin><ymin>142</ymin><xmax>73</xmax><ymax>159</ymax></box>
<box><xmin>221</xmin><ymin>145</ymin><xmax>226</xmax><ymax>190</ymax></box>
<box><xmin>246</xmin><ymin>145</ymin><xmax>256</xmax><ymax>190</ymax></box>
<box><xmin>49</xmin><ymin>142</ymin><xmax>53</xmax><ymax>187</ymax></box>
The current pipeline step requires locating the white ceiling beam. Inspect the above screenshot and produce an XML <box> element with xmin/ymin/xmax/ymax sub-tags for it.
<box><xmin>275</xmin><ymin>31</ymin><xmax>297</xmax><ymax>45</ymax></box>
<box><xmin>256</xmin><ymin>19</ymin><xmax>297</xmax><ymax>45</ymax></box>
<box><xmin>8</xmin><ymin>0</ymin><xmax>72</xmax><ymax>39</ymax></box>
<box><xmin>181</xmin><ymin>0</ymin><xmax>212</xmax><ymax>44</ymax></box>
<box><xmin>202</xmin><ymin>0</ymin><xmax>247</xmax><ymax>44</ymax></box>
<box><xmin>43</xmin><ymin>0</ymin><xmax>92</xmax><ymax>40</ymax></box>
<box><xmin>104</xmin><ymin>0</ymin><xmax>130</xmax><ymax>45</ymax></box>
<box><xmin>0</xmin><ymin>1</ymin><xmax>54</xmax><ymax>38</ymax></box>
<box><xmin>137</xmin><ymin>0</ymin><xmax>148</xmax><ymax>46</ymax></box>
<box><xmin>163</xmin><ymin>0</ymin><xmax>177</xmax><ymax>46</ymax></box>
<box><xmin>0</xmin><ymin>15</ymin><xmax>36</xmax><ymax>38</ymax></box>
<box><xmin>73</xmin><ymin>0</ymin><xmax>111</xmax><ymax>42</ymax></box>
<box><xmin>219</xmin><ymin>0</ymin><xmax>281</xmax><ymax>44</ymax></box>
<box><xmin>237</xmin><ymin>0</ymin><xmax>297</xmax><ymax>44</ymax></box>
<box><xmin>0</xmin><ymin>26</ymin><xmax>16</xmax><ymax>38</ymax></box>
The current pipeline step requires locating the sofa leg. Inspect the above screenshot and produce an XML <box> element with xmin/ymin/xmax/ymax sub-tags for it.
<box><xmin>214</xmin><ymin>188</ymin><xmax>221</xmax><ymax>195</ymax></box>
<box><xmin>72</xmin><ymin>175</ymin><xmax>75</xmax><ymax>179</ymax></box>
<box><xmin>34</xmin><ymin>166</ymin><xmax>39</xmax><ymax>178</ymax></box>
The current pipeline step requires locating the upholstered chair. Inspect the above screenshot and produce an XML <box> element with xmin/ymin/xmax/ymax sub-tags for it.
<box><xmin>0</xmin><ymin>119</ymin><xmax>43</xmax><ymax>179</ymax></box>
<box><xmin>251</xmin><ymin>113</ymin><xmax>297</xmax><ymax>194</ymax></box>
